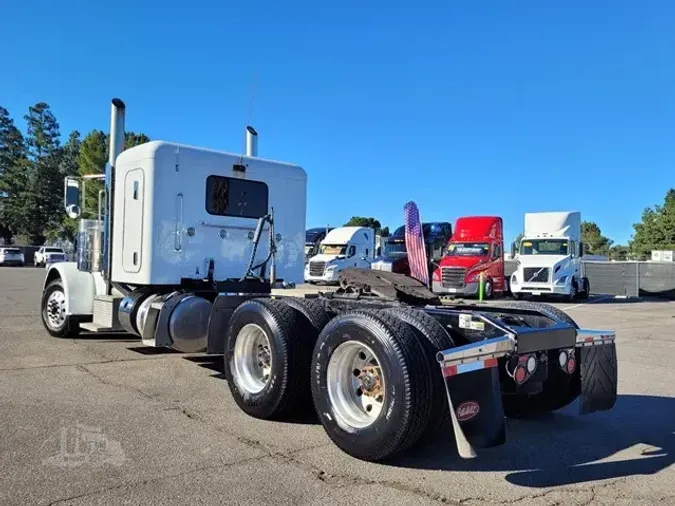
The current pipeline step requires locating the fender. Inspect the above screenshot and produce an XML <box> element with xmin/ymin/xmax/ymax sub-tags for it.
<box><xmin>43</xmin><ymin>262</ymin><xmax>105</xmax><ymax>316</ymax></box>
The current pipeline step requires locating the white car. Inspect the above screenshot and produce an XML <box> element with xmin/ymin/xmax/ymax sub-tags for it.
<box><xmin>0</xmin><ymin>247</ymin><xmax>25</xmax><ymax>267</ymax></box>
<box><xmin>34</xmin><ymin>246</ymin><xmax>67</xmax><ymax>267</ymax></box>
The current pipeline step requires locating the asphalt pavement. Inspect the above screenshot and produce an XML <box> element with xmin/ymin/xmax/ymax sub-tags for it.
<box><xmin>1</xmin><ymin>267</ymin><xmax>674</xmax><ymax>505</ymax></box>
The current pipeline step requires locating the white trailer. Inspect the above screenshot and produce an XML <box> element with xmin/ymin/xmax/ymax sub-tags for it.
<box><xmin>304</xmin><ymin>226</ymin><xmax>375</xmax><ymax>284</ymax></box>
<box><xmin>509</xmin><ymin>211</ymin><xmax>590</xmax><ymax>301</ymax></box>
<box><xmin>40</xmin><ymin>99</ymin><xmax>618</xmax><ymax>464</ymax></box>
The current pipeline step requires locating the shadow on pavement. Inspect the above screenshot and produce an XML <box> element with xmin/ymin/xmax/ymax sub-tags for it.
<box><xmin>386</xmin><ymin>394</ymin><xmax>675</xmax><ymax>487</ymax></box>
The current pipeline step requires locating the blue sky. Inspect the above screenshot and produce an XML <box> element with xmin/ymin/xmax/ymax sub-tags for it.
<box><xmin>2</xmin><ymin>0</ymin><xmax>673</xmax><ymax>245</ymax></box>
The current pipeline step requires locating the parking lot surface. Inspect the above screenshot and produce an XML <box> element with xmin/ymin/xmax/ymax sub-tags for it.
<box><xmin>1</xmin><ymin>267</ymin><xmax>674</xmax><ymax>505</ymax></box>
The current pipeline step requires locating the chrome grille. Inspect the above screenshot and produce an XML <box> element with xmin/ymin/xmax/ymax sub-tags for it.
<box><xmin>309</xmin><ymin>261</ymin><xmax>326</xmax><ymax>277</ymax></box>
<box><xmin>441</xmin><ymin>267</ymin><xmax>466</xmax><ymax>288</ymax></box>
<box><xmin>523</xmin><ymin>267</ymin><xmax>550</xmax><ymax>283</ymax></box>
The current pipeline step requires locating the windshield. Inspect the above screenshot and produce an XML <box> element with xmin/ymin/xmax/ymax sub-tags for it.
<box><xmin>319</xmin><ymin>244</ymin><xmax>346</xmax><ymax>256</ymax></box>
<box><xmin>306</xmin><ymin>231</ymin><xmax>323</xmax><ymax>243</ymax></box>
<box><xmin>385</xmin><ymin>240</ymin><xmax>407</xmax><ymax>256</ymax></box>
<box><xmin>2</xmin><ymin>249</ymin><xmax>21</xmax><ymax>254</ymax></box>
<box><xmin>445</xmin><ymin>242</ymin><xmax>490</xmax><ymax>256</ymax></box>
<box><xmin>45</xmin><ymin>248</ymin><xmax>63</xmax><ymax>253</ymax></box>
<box><xmin>519</xmin><ymin>239</ymin><xmax>568</xmax><ymax>255</ymax></box>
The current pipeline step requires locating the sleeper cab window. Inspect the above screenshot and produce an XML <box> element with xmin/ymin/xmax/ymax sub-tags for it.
<box><xmin>205</xmin><ymin>175</ymin><xmax>269</xmax><ymax>219</ymax></box>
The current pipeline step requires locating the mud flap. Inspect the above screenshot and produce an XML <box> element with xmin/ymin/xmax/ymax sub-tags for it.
<box><xmin>579</xmin><ymin>342</ymin><xmax>618</xmax><ymax>414</ymax></box>
<box><xmin>442</xmin><ymin>365</ymin><xmax>506</xmax><ymax>458</ymax></box>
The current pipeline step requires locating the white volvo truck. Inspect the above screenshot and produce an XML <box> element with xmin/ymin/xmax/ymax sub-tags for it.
<box><xmin>509</xmin><ymin>211</ymin><xmax>590</xmax><ymax>301</ymax></box>
<box><xmin>41</xmin><ymin>99</ymin><xmax>617</xmax><ymax>464</ymax></box>
<box><xmin>304</xmin><ymin>226</ymin><xmax>375</xmax><ymax>284</ymax></box>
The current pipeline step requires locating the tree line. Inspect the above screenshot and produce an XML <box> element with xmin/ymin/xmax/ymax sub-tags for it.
<box><xmin>0</xmin><ymin>102</ymin><xmax>149</xmax><ymax>246</ymax></box>
<box><xmin>345</xmin><ymin>188</ymin><xmax>675</xmax><ymax>261</ymax></box>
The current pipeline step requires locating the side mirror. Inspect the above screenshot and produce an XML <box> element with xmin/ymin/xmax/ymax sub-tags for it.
<box><xmin>579</xmin><ymin>242</ymin><xmax>584</xmax><ymax>257</ymax></box>
<box><xmin>64</xmin><ymin>177</ymin><xmax>81</xmax><ymax>219</ymax></box>
<box><xmin>510</xmin><ymin>241</ymin><xmax>516</xmax><ymax>257</ymax></box>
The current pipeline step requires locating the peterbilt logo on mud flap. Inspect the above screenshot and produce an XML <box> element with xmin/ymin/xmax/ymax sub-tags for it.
<box><xmin>456</xmin><ymin>401</ymin><xmax>480</xmax><ymax>422</ymax></box>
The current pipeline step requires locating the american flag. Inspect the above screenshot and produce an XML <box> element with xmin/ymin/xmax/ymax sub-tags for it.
<box><xmin>404</xmin><ymin>201</ymin><xmax>429</xmax><ymax>287</ymax></box>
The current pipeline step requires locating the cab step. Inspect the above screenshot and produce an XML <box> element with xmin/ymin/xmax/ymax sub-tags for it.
<box><xmin>80</xmin><ymin>295</ymin><xmax>125</xmax><ymax>332</ymax></box>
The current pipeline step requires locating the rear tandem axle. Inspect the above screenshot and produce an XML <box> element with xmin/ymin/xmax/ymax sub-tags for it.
<box><xmin>218</xmin><ymin>268</ymin><xmax>618</xmax><ymax>462</ymax></box>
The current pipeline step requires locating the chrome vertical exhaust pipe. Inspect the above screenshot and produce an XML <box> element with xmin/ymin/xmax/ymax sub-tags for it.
<box><xmin>109</xmin><ymin>98</ymin><xmax>126</xmax><ymax>167</ymax></box>
<box><xmin>245</xmin><ymin>126</ymin><xmax>258</xmax><ymax>157</ymax></box>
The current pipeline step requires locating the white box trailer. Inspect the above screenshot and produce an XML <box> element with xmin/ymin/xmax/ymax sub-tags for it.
<box><xmin>40</xmin><ymin>98</ymin><xmax>618</xmax><ymax>463</ymax></box>
<box><xmin>510</xmin><ymin>211</ymin><xmax>590</xmax><ymax>301</ymax></box>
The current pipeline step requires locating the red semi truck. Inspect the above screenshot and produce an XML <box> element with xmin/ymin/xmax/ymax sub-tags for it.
<box><xmin>431</xmin><ymin>216</ymin><xmax>507</xmax><ymax>299</ymax></box>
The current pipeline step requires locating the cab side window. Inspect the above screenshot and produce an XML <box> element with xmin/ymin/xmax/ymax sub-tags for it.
<box><xmin>493</xmin><ymin>243</ymin><xmax>501</xmax><ymax>259</ymax></box>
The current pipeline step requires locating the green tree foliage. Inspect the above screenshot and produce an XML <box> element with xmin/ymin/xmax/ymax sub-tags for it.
<box><xmin>629</xmin><ymin>188</ymin><xmax>675</xmax><ymax>257</ymax></box>
<box><xmin>22</xmin><ymin>103</ymin><xmax>63</xmax><ymax>244</ymax></box>
<box><xmin>47</xmin><ymin>131</ymin><xmax>82</xmax><ymax>242</ymax></box>
<box><xmin>343</xmin><ymin>216</ymin><xmax>389</xmax><ymax>236</ymax></box>
<box><xmin>77</xmin><ymin>130</ymin><xmax>107</xmax><ymax>218</ymax></box>
<box><xmin>0</xmin><ymin>106</ymin><xmax>28</xmax><ymax>244</ymax></box>
<box><xmin>609</xmin><ymin>244</ymin><xmax>629</xmax><ymax>260</ymax></box>
<box><xmin>77</xmin><ymin>130</ymin><xmax>150</xmax><ymax>218</ymax></box>
<box><xmin>581</xmin><ymin>221</ymin><xmax>613</xmax><ymax>256</ymax></box>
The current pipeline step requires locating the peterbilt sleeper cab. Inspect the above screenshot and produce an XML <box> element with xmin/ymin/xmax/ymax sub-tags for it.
<box><xmin>432</xmin><ymin>216</ymin><xmax>506</xmax><ymax>299</ymax></box>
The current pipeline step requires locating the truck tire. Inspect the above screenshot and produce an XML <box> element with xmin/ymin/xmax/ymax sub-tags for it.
<box><xmin>281</xmin><ymin>297</ymin><xmax>332</xmax><ymax>336</ymax></box>
<box><xmin>224</xmin><ymin>298</ymin><xmax>312</xmax><ymax>420</ymax></box>
<box><xmin>310</xmin><ymin>309</ymin><xmax>432</xmax><ymax>462</ymax></box>
<box><xmin>41</xmin><ymin>279</ymin><xmax>80</xmax><ymax>338</ymax></box>
<box><xmin>382</xmin><ymin>307</ymin><xmax>455</xmax><ymax>441</ymax></box>
<box><xmin>485</xmin><ymin>300</ymin><xmax>581</xmax><ymax>417</ymax></box>
<box><xmin>566</xmin><ymin>277</ymin><xmax>580</xmax><ymax>302</ymax></box>
<box><xmin>580</xmin><ymin>277</ymin><xmax>590</xmax><ymax>300</ymax></box>
<box><xmin>483</xmin><ymin>277</ymin><xmax>494</xmax><ymax>299</ymax></box>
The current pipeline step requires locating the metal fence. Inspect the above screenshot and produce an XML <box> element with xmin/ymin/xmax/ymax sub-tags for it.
<box><xmin>505</xmin><ymin>259</ymin><xmax>675</xmax><ymax>299</ymax></box>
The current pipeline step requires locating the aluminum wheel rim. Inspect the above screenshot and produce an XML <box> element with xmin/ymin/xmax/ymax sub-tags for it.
<box><xmin>326</xmin><ymin>340</ymin><xmax>386</xmax><ymax>429</ymax></box>
<box><xmin>46</xmin><ymin>290</ymin><xmax>66</xmax><ymax>329</ymax></box>
<box><xmin>233</xmin><ymin>323</ymin><xmax>272</xmax><ymax>394</ymax></box>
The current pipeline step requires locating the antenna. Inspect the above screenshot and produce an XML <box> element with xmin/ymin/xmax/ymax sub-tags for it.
<box><xmin>247</xmin><ymin>70</ymin><xmax>258</xmax><ymax>127</ymax></box>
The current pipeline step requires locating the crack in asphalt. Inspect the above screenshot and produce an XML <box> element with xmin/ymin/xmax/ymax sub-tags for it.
<box><xmin>0</xmin><ymin>354</ymin><xmax>182</xmax><ymax>372</ymax></box>
<box><xmin>76</xmin><ymin>364</ymin><xmax>157</xmax><ymax>401</ymax></box>
<box><xmin>44</xmin><ymin>454</ymin><xmax>267</xmax><ymax>505</ymax></box>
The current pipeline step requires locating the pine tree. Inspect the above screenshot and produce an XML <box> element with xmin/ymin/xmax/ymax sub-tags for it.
<box><xmin>46</xmin><ymin>131</ymin><xmax>82</xmax><ymax>242</ymax></box>
<box><xmin>22</xmin><ymin>102</ymin><xmax>62</xmax><ymax>244</ymax></box>
<box><xmin>0</xmin><ymin>106</ymin><xmax>28</xmax><ymax>244</ymax></box>
<box><xmin>77</xmin><ymin>129</ymin><xmax>150</xmax><ymax>219</ymax></box>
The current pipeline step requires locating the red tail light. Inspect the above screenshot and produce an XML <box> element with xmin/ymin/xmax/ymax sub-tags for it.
<box><xmin>514</xmin><ymin>365</ymin><xmax>527</xmax><ymax>384</ymax></box>
<box><xmin>566</xmin><ymin>356</ymin><xmax>576</xmax><ymax>374</ymax></box>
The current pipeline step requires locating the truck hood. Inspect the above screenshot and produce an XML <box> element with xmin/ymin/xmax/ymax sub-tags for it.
<box><xmin>439</xmin><ymin>256</ymin><xmax>490</xmax><ymax>269</ymax></box>
<box><xmin>307</xmin><ymin>254</ymin><xmax>345</xmax><ymax>263</ymax></box>
<box><xmin>516</xmin><ymin>254</ymin><xmax>568</xmax><ymax>267</ymax></box>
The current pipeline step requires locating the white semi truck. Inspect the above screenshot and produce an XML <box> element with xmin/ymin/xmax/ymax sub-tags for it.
<box><xmin>509</xmin><ymin>211</ymin><xmax>590</xmax><ymax>301</ymax></box>
<box><xmin>41</xmin><ymin>99</ymin><xmax>618</xmax><ymax>463</ymax></box>
<box><xmin>304</xmin><ymin>226</ymin><xmax>376</xmax><ymax>284</ymax></box>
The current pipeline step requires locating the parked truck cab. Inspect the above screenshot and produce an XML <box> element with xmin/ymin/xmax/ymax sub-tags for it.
<box><xmin>304</xmin><ymin>227</ymin><xmax>334</xmax><ymax>263</ymax></box>
<box><xmin>510</xmin><ymin>211</ymin><xmax>590</xmax><ymax>301</ymax></box>
<box><xmin>431</xmin><ymin>216</ymin><xmax>505</xmax><ymax>298</ymax></box>
<box><xmin>371</xmin><ymin>221</ymin><xmax>453</xmax><ymax>276</ymax></box>
<box><xmin>304</xmin><ymin>226</ymin><xmax>375</xmax><ymax>284</ymax></box>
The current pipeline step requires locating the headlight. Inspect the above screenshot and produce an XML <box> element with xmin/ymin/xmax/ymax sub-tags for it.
<box><xmin>511</xmin><ymin>274</ymin><xmax>518</xmax><ymax>285</ymax></box>
<box><xmin>556</xmin><ymin>275</ymin><xmax>568</xmax><ymax>285</ymax></box>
